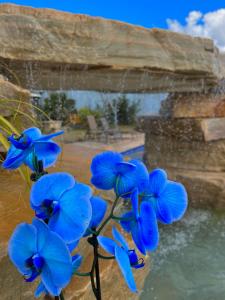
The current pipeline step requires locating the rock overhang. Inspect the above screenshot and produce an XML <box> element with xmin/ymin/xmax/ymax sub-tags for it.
<box><xmin>0</xmin><ymin>3</ymin><xmax>224</xmax><ymax>92</ymax></box>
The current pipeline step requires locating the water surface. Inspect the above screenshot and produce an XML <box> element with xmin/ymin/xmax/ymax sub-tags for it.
<box><xmin>141</xmin><ymin>209</ymin><xmax>225</xmax><ymax>300</ymax></box>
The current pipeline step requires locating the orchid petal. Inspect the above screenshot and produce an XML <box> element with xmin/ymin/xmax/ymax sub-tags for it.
<box><xmin>115</xmin><ymin>246</ymin><xmax>137</xmax><ymax>292</ymax></box>
<box><xmin>158</xmin><ymin>181</ymin><xmax>188</xmax><ymax>222</ymax></box>
<box><xmin>131</xmin><ymin>189</ymin><xmax>139</xmax><ymax>219</ymax></box>
<box><xmin>115</xmin><ymin>162</ymin><xmax>136</xmax><ymax>174</ymax></box>
<box><xmin>35</xmin><ymin>281</ymin><xmax>48</xmax><ymax>298</ymax></box>
<box><xmin>140</xmin><ymin>201</ymin><xmax>159</xmax><ymax>251</ymax></box>
<box><xmin>23</xmin><ymin>127</ymin><xmax>42</xmax><ymax>140</ymax></box>
<box><xmin>112</xmin><ymin>227</ymin><xmax>129</xmax><ymax>251</ymax></box>
<box><xmin>89</xmin><ymin>196</ymin><xmax>107</xmax><ymax>229</ymax></box>
<box><xmin>97</xmin><ymin>236</ymin><xmax>116</xmax><ymax>255</ymax></box>
<box><xmin>130</xmin><ymin>221</ymin><xmax>146</xmax><ymax>255</ymax></box>
<box><xmin>8</xmin><ymin>223</ymin><xmax>37</xmax><ymax>275</ymax></box>
<box><xmin>72</xmin><ymin>254</ymin><xmax>83</xmax><ymax>272</ymax></box>
<box><xmin>48</xmin><ymin>183</ymin><xmax>92</xmax><ymax>242</ymax></box>
<box><xmin>25</xmin><ymin>141</ymin><xmax>61</xmax><ymax>170</ymax></box>
<box><xmin>120</xmin><ymin>211</ymin><xmax>134</xmax><ymax>233</ymax></box>
<box><xmin>30</xmin><ymin>172</ymin><xmax>75</xmax><ymax>208</ymax></box>
<box><xmin>116</xmin><ymin>160</ymin><xmax>149</xmax><ymax>197</ymax></box>
<box><xmin>146</xmin><ymin>169</ymin><xmax>167</xmax><ymax>196</ymax></box>
<box><xmin>91</xmin><ymin>151</ymin><xmax>123</xmax><ymax>190</ymax></box>
<box><xmin>37</xmin><ymin>131</ymin><xmax>64</xmax><ymax>141</ymax></box>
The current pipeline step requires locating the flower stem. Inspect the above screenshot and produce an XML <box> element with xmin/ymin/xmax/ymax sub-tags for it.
<box><xmin>88</xmin><ymin>234</ymin><xmax>102</xmax><ymax>300</ymax></box>
<box><xmin>74</xmin><ymin>271</ymin><xmax>91</xmax><ymax>277</ymax></box>
<box><xmin>98</xmin><ymin>253</ymin><xmax>115</xmax><ymax>260</ymax></box>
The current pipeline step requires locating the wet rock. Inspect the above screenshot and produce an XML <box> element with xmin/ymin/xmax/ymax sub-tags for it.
<box><xmin>160</xmin><ymin>93</ymin><xmax>225</xmax><ymax>118</ymax></box>
<box><xmin>140</xmin><ymin>116</ymin><xmax>225</xmax><ymax>142</ymax></box>
<box><xmin>144</xmin><ymin>134</ymin><xmax>225</xmax><ymax>172</ymax></box>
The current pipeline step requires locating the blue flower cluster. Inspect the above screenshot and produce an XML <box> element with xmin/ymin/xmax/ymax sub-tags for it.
<box><xmin>4</xmin><ymin>128</ymin><xmax>188</xmax><ymax>298</ymax></box>
<box><xmin>91</xmin><ymin>151</ymin><xmax>188</xmax><ymax>291</ymax></box>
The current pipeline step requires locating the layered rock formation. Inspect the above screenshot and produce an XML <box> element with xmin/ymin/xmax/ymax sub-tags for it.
<box><xmin>0</xmin><ymin>3</ymin><xmax>224</xmax><ymax>92</ymax></box>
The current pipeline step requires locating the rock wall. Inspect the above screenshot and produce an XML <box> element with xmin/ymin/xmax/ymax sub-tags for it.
<box><xmin>141</xmin><ymin>91</ymin><xmax>225</xmax><ymax>209</ymax></box>
<box><xmin>0</xmin><ymin>3</ymin><xmax>224</xmax><ymax>92</ymax></box>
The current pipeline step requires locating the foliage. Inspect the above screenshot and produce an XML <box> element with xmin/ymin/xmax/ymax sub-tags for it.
<box><xmin>77</xmin><ymin>106</ymin><xmax>101</xmax><ymax>127</ymax></box>
<box><xmin>41</xmin><ymin>93</ymin><xmax>76</xmax><ymax>124</ymax></box>
<box><xmin>4</xmin><ymin>127</ymin><xmax>188</xmax><ymax>299</ymax></box>
<box><xmin>97</xmin><ymin>94</ymin><xmax>140</xmax><ymax>126</ymax></box>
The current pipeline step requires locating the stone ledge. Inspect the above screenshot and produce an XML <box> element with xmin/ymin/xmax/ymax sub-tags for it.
<box><xmin>140</xmin><ymin>116</ymin><xmax>225</xmax><ymax>142</ymax></box>
<box><xmin>160</xmin><ymin>93</ymin><xmax>225</xmax><ymax>118</ymax></box>
<box><xmin>144</xmin><ymin>134</ymin><xmax>225</xmax><ymax>172</ymax></box>
<box><xmin>0</xmin><ymin>3</ymin><xmax>224</xmax><ymax>92</ymax></box>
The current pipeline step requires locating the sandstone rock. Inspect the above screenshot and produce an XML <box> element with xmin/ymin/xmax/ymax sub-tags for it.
<box><xmin>160</xmin><ymin>93</ymin><xmax>225</xmax><ymax>118</ymax></box>
<box><xmin>0</xmin><ymin>4</ymin><xmax>224</xmax><ymax>92</ymax></box>
<box><xmin>140</xmin><ymin>116</ymin><xmax>225</xmax><ymax>142</ymax></box>
<box><xmin>144</xmin><ymin>134</ymin><xmax>225</xmax><ymax>172</ymax></box>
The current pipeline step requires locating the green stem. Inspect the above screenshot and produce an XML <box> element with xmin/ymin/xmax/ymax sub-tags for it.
<box><xmin>60</xmin><ymin>292</ymin><xmax>65</xmax><ymax>300</ymax></box>
<box><xmin>98</xmin><ymin>253</ymin><xmax>115</xmax><ymax>260</ymax></box>
<box><xmin>112</xmin><ymin>215</ymin><xmax>134</xmax><ymax>222</ymax></box>
<box><xmin>74</xmin><ymin>271</ymin><xmax>91</xmax><ymax>277</ymax></box>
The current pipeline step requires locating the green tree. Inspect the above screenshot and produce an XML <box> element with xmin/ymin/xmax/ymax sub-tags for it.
<box><xmin>43</xmin><ymin>93</ymin><xmax>76</xmax><ymax>124</ymax></box>
<box><xmin>99</xmin><ymin>94</ymin><xmax>140</xmax><ymax>126</ymax></box>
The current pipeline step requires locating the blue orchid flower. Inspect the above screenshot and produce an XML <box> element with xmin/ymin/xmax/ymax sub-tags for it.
<box><xmin>84</xmin><ymin>196</ymin><xmax>107</xmax><ymax>236</ymax></box>
<box><xmin>30</xmin><ymin>172</ymin><xmax>92</xmax><ymax>243</ymax></box>
<box><xmin>8</xmin><ymin>218</ymin><xmax>72</xmax><ymax>296</ymax></box>
<box><xmin>35</xmin><ymin>254</ymin><xmax>83</xmax><ymax>298</ymax></box>
<box><xmin>142</xmin><ymin>169</ymin><xmax>188</xmax><ymax>224</ymax></box>
<box><xmin>91</xmin><ymin>151</ymin><xmax>149</xmax><ymax>197</ymax></box>
<box><xmin>2</xmin><ymin>127</ymin><xmax>63</xmax><ymax>170</ymax></box>
<box><xmin>120</xmin><ymin>189</ymin><xmax>159</xmax><ymax>255</ymax></box>
<box><xmin>98</xmin><ymin>227</ymin><xmax>145</xmax><ymax>292</ymax></box>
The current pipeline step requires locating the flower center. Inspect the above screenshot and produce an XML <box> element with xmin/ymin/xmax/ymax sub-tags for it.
<box><xmin>128</xmin><ymin>249</ymin><xmax>145</xmax><ymax>269</ymax></box>
<box><xmin>25</xmin><ymin>253</ymin><xmax>44</xmax><ymax>282</ymax></box>
<box><xmin>8</xmin><ymin>134</ymin><xmax>32</xmax><ymax>150</ymax></box>
<box><xmin>35</xmin><ymin>199</ymin><xmax>60</xmax><ymax>220</ymax></box>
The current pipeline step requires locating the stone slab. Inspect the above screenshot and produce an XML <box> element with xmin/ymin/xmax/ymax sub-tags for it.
<box><xmin>144</xmin><ymin>134</ymin><xmax>225</xmax><ymax>172</ymax></box>
<box><xmin>160</xmin><ymin>93</ymin><xmax>225</xmax><ymax>118</ymax></box>
<box><xmin>0</xmin><ymin>4</ymin><xmax>224</xmax><ymax>92</ymax></box>
<box><xmin>140</xmin><ymin>116</ymin><xmax>225</xmax><ymax>142</ymax></box>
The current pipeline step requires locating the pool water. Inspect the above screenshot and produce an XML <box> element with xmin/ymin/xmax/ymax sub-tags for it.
<box><xmin>140</xmin><ymin>209</ymin><xmax>225</xmax><ymax>300</ymax></box>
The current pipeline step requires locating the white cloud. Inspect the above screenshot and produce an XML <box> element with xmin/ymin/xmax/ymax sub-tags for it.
<box><xmin>167</xmin><ymin>9</ymin><xmax>225</xmax><ymax>52</ymax></box>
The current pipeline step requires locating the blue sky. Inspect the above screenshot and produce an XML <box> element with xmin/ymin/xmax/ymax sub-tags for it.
<box><xmin>0</xmin><ymin>0</ymin><xmax>224</xmax><ymax>29</ymax></box>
